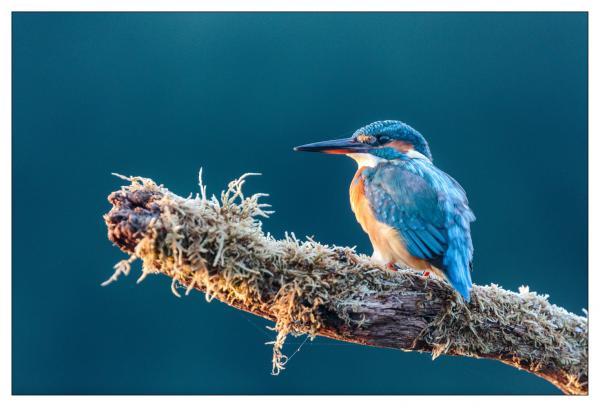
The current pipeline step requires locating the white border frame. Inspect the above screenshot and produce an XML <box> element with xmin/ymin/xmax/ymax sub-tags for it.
<box><xmin>1</xmin><ymin>1</ymin><xmax>595</xmax><ymax>406</ymax></box>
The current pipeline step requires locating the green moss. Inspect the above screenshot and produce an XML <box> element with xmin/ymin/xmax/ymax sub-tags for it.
<box><xmin>103</xmin><ymin>172</ymin><xmax>587</xmax><ymax>392</ymax></box>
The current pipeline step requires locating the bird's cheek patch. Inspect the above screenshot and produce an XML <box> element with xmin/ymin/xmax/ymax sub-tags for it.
<box><xmin>386</xmin><ymin>140</ymin><xmax>414</xmax><ymax>153</ymax></box>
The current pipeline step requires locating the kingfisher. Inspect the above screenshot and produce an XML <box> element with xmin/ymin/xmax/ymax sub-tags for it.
<box><xmin>294</xmin><ymin>120</ymin><xmax>475</xmax><ymax>301</ymax></box>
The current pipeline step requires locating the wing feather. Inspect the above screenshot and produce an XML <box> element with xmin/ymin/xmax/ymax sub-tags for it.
<box><xmin>363</xmin><ymin>160</ymin><xmax>475</xmax><ymax>300</ymax></box>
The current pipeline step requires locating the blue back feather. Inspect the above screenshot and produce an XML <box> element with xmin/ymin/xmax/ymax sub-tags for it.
<box><xmin>362</xmin><ymin>159</ymin><xmax>475</xmax><ymax>301</ymax></box>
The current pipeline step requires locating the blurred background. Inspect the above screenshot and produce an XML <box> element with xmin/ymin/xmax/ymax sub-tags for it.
<box><xmin>12</xmin><ymin>12</ymin><xmax>587</xmax><ymax>394</ymax></box>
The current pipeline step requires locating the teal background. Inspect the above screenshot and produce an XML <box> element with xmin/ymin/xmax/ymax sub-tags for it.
<box><xmin>12</xmin><ymin>12</ymin><xmax>587</xmax><ymax>394</ymax></box>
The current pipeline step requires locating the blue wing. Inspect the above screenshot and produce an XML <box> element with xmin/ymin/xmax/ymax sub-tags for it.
<box><xmin>363</xmin><ymin>160</ymin><xmax>475</xmax><ymax>300</ymax></box>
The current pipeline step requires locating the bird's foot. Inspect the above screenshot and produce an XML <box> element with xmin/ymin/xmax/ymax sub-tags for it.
<box><xmin>386</xmin><ymin>262</ymin><xmax>400</xmax><ymax>271</ymax></box>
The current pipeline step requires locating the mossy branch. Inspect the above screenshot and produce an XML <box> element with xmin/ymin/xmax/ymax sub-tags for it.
<box><xmin>102</xmin><ymin>172</ymin><xmax>588</xmax><ymax>395</ymax></box>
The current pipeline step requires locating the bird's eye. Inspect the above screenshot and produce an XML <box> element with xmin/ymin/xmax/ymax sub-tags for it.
<box><xmin>356</xmin><ymin>134</ymin><xmax>376</xmax><ymax>144</ymax></box>
<box><xmin>377</xmin><ymin>135</ymin><xmax>391</xmax><ymax>144</ymax></box>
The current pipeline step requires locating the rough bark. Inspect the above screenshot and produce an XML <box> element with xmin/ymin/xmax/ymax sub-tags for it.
<box><xmin>102</xmin><ymin>174</ymin><xmax>588</xmax><ymax>395</ymax></box>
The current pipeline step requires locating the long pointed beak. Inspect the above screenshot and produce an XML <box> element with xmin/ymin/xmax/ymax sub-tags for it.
<box><xmin>293</xmin><ymin>137</ymin><xmax>368</xmax><ymax>154</ymax></box>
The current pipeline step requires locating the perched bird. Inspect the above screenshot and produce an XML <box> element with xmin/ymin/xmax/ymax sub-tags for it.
<box><xmin>294</xmin><ymin>120</ymin><xmax>475</xmax><ymax>301</ymax></box>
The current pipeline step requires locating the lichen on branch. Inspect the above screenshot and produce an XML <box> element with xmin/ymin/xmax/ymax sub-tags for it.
<box><xmin>103</xmin><ymin>172</ymin><xmax>588</xmax><ymax>395</ymax></box>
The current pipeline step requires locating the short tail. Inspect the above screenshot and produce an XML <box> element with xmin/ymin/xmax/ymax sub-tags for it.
<box><xmin>433</xmin><ymin>264</ymin><xmax>472</xmax><ymax>302</ymax></box>
<box><xmin>443</xmin><ymin>219</ymin><xmax>474</xmax><ymax>302</ymax></box>
<box><xmin>447</xmin><ymin>263</ymin><xmax>472</xmax><ymax>302</ymax></box>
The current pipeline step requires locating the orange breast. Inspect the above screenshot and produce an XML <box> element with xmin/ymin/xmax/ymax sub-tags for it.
<box><xmin>349</xmin><ymin>167</ymin><xmax>375</xmax><ymax>235</ymax></box>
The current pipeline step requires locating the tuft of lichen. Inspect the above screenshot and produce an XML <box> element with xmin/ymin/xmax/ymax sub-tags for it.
<box><xmin>103</xmin><ymin>172</ymin><xmax>587</xmax><ymax>394</ymax></box>
<box><xmin>104</xmin><ymin>172</ymin><xmax>402</xmax><ymax>374</ymax></box>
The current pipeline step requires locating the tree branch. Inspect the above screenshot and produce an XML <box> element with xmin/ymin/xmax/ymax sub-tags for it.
<box><xmin>102</xmin><ymin>173</ymin><xmax>588</xmax><ymax>395</ymax></box>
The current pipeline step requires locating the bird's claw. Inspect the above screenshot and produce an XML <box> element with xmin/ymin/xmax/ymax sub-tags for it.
<box><xmin>386</xmin><ymin>262</ymin><xmax>400</xmax><ymax>271</ymax></box>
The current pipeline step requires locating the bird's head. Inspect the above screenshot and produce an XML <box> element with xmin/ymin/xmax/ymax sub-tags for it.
<box><xmin>294</xmin><ymin>120</ymin><xmax>432</xmax><ymax>166</ymax></box>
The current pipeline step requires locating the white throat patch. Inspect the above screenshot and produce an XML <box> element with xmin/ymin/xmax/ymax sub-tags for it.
<box><xmin>347</xmin><ymin>150</ymin><xmax>430</xmax><ymax>167</ymax></box>
<box><xmin>346</xmin><ymin>153</ymin><xmax>385</xmax><ymax>168</ymax></box>
<box><xmin>405</xmin><ymin>149</ymin><xmax>431</xmax><ymax>161</ymax></box>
